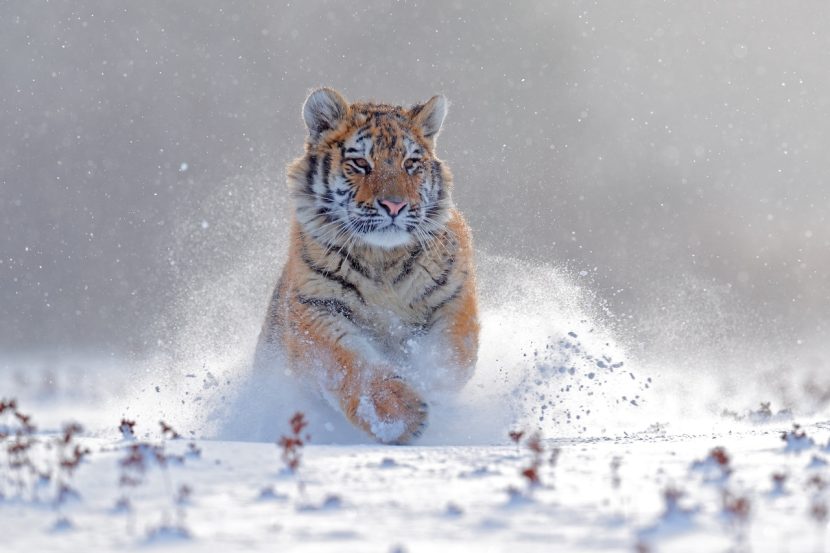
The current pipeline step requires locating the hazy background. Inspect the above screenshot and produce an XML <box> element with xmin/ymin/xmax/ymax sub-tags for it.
<box><xmin>2</xmin><ymin>1</ymin><xmax>828</xmax><ymax>363</ymax></box>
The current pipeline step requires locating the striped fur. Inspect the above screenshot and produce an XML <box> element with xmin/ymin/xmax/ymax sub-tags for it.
<box><xmin>256</xmin><ymin>88</ymin><xmax>479</xmax><ymax>444</ymax></box>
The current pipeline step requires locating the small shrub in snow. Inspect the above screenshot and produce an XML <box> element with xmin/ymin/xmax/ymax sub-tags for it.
<box><xmin>770</xmin><ymin>472</ymin><xmax>788</xmax><ymax>496</ymax></box>
<box><xmin>505</xmin><ymin>429</ymin><xmax>553</xmax><ymax>501</ymax></box>
<box><xmin>278</xmin><ymin>412</ymin><xmax>309</xmax><ymax>475</ymax></box>
<box><xmin>54</xmin><ymin>422</ymin><xmax>89</xmax><ymax>505</ymax></box>
<box><xmin>185</xmin><ymin>442</ymin><xmax>202</xmax><ymax>459</ymax></box>
<box><xmin>278</xmin><ymin>412</ymin><xmax>310</xmax><ymax>497</ymax></box>
<box><xmin>508</xmin><ymin>429</ymin><xmax>524</xmax><ymax>454</ymax></box>
<box><xmin>610</xmin><ymin>456</ymin><xmax>622</xmax><ymax>489</ymax></box>
<box><xmin>520</xmin><ymin>432</ymin><xmax>544</xmax><ymax>488</ymax></box>
<box><xmin>115</xmin><ymin>421</ymin><xmax>193</xmax><ymax>539</ymax></box>
<box><xmin>806</xmin><ymin>474</ymin><xmax>827</xmax><ymax>492</ymax></box>
<box><xmin>721</xmin><ymin>490</ymin><xmax>751</xmax><ymax>522</ymax></box>
<box><xmin>0</xmin><ymin>400</ymin><xmax>92</xmax><ymax>531</ymax></box>
<box><xmin>661</xmin><ymin>487</ymin><xmax>695</xmax><ymax>521</ymax></box>
<box><xmin>116</xmin><ymin>442</ymin><xmax>150</xmax><ymax>530</ymax></box>
<box><xmin>690</xmin><ymin>446</ymin><xmax>732</xmax><ymax>482</ymax></box>
<box><xmin>721</xmin><ymin>489</ymin><xmax>752</xmax><ymax>549</ymax></box>
<box><xmin>1</xmin><ymin>398</ymin><xmax>39</xmax><ymax>501</ymax></box>
<box><xmin>549</xmin><ymin>446</ymin><xmax>561</xmax><ymax>468</ymax></box>
<box><xmin>159</xmin><ymin>420</ymin><xmax>181</xmax><ymax>440</ymax></box>
<box><xmin>118</xmin><ymin>418</ymin><xmax>136</xmax><ymax>440</ymax></box>
<box><xmin>781</xmin><ymin>423</ymin><xmax>814</xmax><ymax>453</ymax></box>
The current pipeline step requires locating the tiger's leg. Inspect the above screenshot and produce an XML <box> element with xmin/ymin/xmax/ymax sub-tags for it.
<box><xmin>286</xmin><ymin>300</ymin><xmax>428</xmax><ymax>444</ymax></box>
<box><xmin>420</xmin><ymin>283</ymin><xmax>480</xmax><ymax>392</ymax></box>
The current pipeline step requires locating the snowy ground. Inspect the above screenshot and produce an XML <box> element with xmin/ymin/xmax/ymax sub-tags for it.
<box><xmin>2</xmin><ymin>371</ymin><xmax>830</xmax><ymax>553</ymax></box>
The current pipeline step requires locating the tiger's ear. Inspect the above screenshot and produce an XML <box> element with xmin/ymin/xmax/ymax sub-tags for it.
<box><xmin>410</xmin><ymin>95</ymin><xmax>448</xmax><ymax>141</ymax></box>
<box><xmin>303</xmin><ymin>88</ymin><xmax>349</xmax><ymax>140</ymax></box>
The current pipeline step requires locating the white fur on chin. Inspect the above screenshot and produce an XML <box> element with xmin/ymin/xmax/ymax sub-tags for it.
<box><xmin>359</xmin><ymin>228</ymin><xmax>414</xmax><ymax>249</ymax></box>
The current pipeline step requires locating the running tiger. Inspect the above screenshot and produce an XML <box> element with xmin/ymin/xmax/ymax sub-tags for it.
<box><xmin>255</xmin><ymin>88</ymin><xmax>479</xmax><ymax>444</ymax></box>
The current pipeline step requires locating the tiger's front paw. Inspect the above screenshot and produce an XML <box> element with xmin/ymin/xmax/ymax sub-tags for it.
<box><xmin>356</xmin><ymin>376</ymin><xmax>428</xmax><ymax>445</ymax></box>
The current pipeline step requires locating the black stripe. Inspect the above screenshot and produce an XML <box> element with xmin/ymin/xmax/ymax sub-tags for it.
<box><xmin>321</xmin><ymin>153</ymin><xmax>331</xmax><ymax>184</ymax></box>
<box><xmin>313</xmin><ymin>235</ymin><xmax>374</xmax><ymax>281</ymax></box>
<box><xmin>300</xmin><ymin>251</ymin><xmax>365</xmax><ymax>304</ymax></box>
<box><xmin>393</xmin><ymin>246</ymin><xmax>423</xmax><ymax>285</ymax></box>
<box><xmin>297</xmin><ymin>294</ymin><xmax>355</xmax><ymax>322</ymax></box>
<box><xmin>305</xmin><ymin>155</ymin><xmax>318</xmax><ymax>193</ymax></box>
<box><xmin>424</xmin><ymin>202</ymin><xmax>441</xmax><ymax>220</ymax></box>
<box><xmin>387</xmin><ymin>131</ymin><xmax>398</xmax><ymax>150</ymax></box>
<box><xmin>420</xmin><ymin>284</ymin><xmax>463</xmax><ymax>331</ymax></box>
<box><xmin>335</xmin><ymin>249</ymin><xmax>374</xmax><ymax>281</ymax></box>
<box><xmin>416</xmin><ymin>257</ymin><xmax>455</xmax><ymax>302</ymax></box>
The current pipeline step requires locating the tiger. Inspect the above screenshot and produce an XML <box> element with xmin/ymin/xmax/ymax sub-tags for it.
<box><xmin>255</xmin><ymin>88</ymin><xmax>479</xmax><ymax>444</ymax></box>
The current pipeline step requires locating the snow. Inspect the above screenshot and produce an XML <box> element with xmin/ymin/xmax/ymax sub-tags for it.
<box><xmin>2</xmin><ymin>410</ymin><xmax>830</xmax><ymax>552</ymax></box>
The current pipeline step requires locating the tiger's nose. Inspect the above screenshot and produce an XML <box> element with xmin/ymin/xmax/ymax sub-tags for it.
<box><xmin>379</xmin><ymin>197</ymin><xmax>407</xmax><ymax>216</ymax></box>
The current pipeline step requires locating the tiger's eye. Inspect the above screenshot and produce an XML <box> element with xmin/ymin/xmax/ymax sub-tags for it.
<box><xmin>352</xmin><ymin>158</ymin><xmax>369</xmax><ymax>169</ymax></box>
<box><xmin>404</xmin><ymin>158</ymin><xmax>415</xmax><ymax>170</ymax></box>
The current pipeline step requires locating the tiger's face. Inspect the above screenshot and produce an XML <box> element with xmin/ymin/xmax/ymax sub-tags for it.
<box><xmin>290</xmin><ymin>88</ymin><xmax>452</xmax><ymax>250</ymax></box>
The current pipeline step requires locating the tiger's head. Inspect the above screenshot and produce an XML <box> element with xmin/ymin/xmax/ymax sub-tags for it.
<box><xmin>289</xmin><ymin>87</ymin><xmax>453</xmax><ymax>250</ymax></box>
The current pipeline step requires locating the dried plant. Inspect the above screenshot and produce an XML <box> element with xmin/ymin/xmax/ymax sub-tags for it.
<box><xmin>278</xmin><ymin>412</ymin><xmax>309</xmax><ymax>475</ymax></box>
<box><xmin>780</xmin><ymin>423</ymin><xmax>815</xmax><ymax>452</ymax></box>
<box><xmin>709</xmin><ymin>447</ymin><xmax>730</xmax><ymax>468</ymax></box>
<box><xmin>508</xmin><ymin>430</ymin><xmax>524</xmax><ymax>454</ymax></box>
<box><xmin>520</xmin><ymin>432</ymin><xmax>544</xmax><ymax>488</ymax></box>
<box><xmin>116</xmin><ymin>442</ymin><xmax>150</xmax><ymax>531</ymax></box>
<box><xmin>770</xmin><ymin>472</ymin><xmax>787</xmax><ymax>495</ymax></box>
<box><xmin>1</xmin><ymin>399</ymin><xmax>93</xmax><ymax>534</ymax></box>
<box><xmin>119</xmin><ymin>419</ymin><xmax>136</xmax><ymax>440</ymax></box>
<box><xmin>691</xmin><ymin>446</ymin><xmax>732</xmax><ymax>482</ymax></box>
<box><xmin>54</xmin><ymin>422</ymin><xmax>89</xmax><ymax>505</ymax></box>
<box><xmin>722</xmin><ymin>489</ymin><xmax>752</xmax><ymax>549</ymax></box>
<box><xmin>277</xmin><ymin>412</ymin><xmax>310</xmax><ymax>499</ymax></box>
<box><xmin>549</xmin><ymin>447</ymin><xmax>561</xmax><ymax>468</ymax></box>
<box><xmin>1</xmin><ymin>399</ymin><xmax>40</xmax><ymax>501</ymax></box>
<box><xmin>662</xmin><ymin>487</ymin><xmax>684</xmax><ymax>516</ymax></box>
<box><xmin>806</xmin><ymin>474</ymin><xmax>827</xmax><ymax>492</ymax></box>
<box><xmin>115</xmin><ymin>420</ymin><xmax>192</xmax><ymax>539</ymax></box>
<box><xmin>160</xmin><ymin>420</ymin><xmax>181</xmax><ymax>440</ymax></box>
<box><xmin>610</xmin><ymin>456</ymin><xmax>622</xmax><ymax>490</ymax></box>
<box><xmin>722</xmin><ymin>490</ymin><xmax>751</xmax><ymax>522</ymax></box>
<box><xmin>185</xmin><ymin>442</ymin><xmax>202</xmax><ymax>459</ymax></box>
